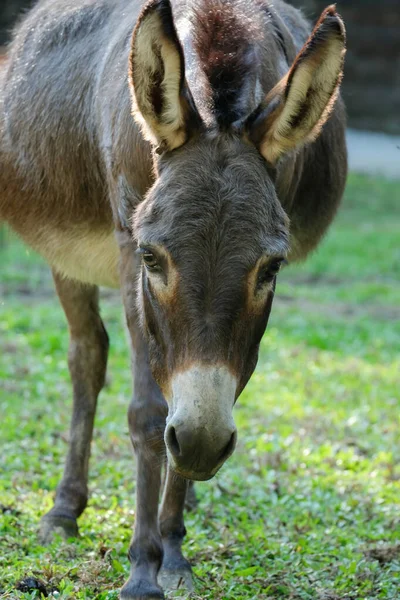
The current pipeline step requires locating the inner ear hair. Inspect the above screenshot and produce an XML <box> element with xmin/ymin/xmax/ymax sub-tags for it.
<box><xmin>129</xmin><ymin>0</ymin><xmax>202</xmax><ymax>151</ymax></box>
<box><xmin>248</xmin><ymin>5</ymin><xmax>346</xmax><ymax>165</ymax></box>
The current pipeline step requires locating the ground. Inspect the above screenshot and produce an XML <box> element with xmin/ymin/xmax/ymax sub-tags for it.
<box><xmin>1</xmin><ymin>173</ymin><xmax>399</xmax><ymax>600</ymax></box>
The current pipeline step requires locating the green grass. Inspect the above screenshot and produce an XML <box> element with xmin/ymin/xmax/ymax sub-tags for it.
<box><xmin>1</xmin><ymin>173</ymin><xmax>400</xmax><ymax>599</ymax></box>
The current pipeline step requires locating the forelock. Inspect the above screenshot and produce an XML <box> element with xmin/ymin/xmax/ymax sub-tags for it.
<box><xmin>191</xmin><ymin>0</ymin><xmax>263</xmax><ymax>128</ymax></box>
<box><xmin>134</xmin><ymin>135</ymin><xmax>290</xmax><ymax>259</ymax></box>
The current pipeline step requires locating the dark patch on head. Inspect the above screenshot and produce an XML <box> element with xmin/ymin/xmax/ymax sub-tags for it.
<box><xmin>192</xmin><ymin>0</ymin><xmax>261</xmax><ymax>128</ymax></box>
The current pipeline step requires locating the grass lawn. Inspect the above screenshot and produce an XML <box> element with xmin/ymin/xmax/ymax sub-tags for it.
<box><xmin>1</xmin><ymin>173</ymin><xmax>399</xmax><ymax>599</ymax></box>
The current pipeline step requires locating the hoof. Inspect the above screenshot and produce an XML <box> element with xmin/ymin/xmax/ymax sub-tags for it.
<box><xmin>39</xmin><ymin>512</ymin><xmax>78</xmax><ymax>544</ymax></box>
<box><xmin>158</xmin><ymin>562</ymin><xmax>193</xmax><ymax>593</ymax></box>
<box><xmin>120</xmin><ymin>578</ymin><xmax>165</xmax><ymax>600</ymax></box>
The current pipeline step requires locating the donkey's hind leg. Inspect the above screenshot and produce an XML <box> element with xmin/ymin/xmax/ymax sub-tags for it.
<box><xmin>40</xmin><ymin>272</ymin><xmax>109</xmax><ymax>543</ymax></box>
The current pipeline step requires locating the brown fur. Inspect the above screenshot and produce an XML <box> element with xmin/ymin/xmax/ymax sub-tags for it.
<box><xmin>192</xmin><ymin>0</ymin><xmax>261</xmax><ymax>127</ymax></box>
<box><xmin>0</xmin><ymin>1</ymin><xmax>347</xmax><ymax>598</ymax></box>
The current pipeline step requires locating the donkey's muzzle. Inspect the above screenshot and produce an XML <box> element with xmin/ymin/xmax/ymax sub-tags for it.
<box><xmin>165</xmin><ymin>365</ymin><xmax>238</xmax><ymax>480</ymax></box>
<box><xmin>166</xmin><ymin>422</ymin><xmax>237</xmax><ymax>480</ymax></box>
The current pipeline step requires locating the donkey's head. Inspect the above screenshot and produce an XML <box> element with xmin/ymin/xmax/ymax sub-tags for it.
<box><xmin>129</xmin><ymin>0</ymin><xmax>345</xmax><ymax>480</ymax></box>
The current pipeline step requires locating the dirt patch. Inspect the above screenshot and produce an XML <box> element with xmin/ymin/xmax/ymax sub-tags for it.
<box><xmin>364</xmin><ymin>543</ymin><xmax>400</xmax><ymax>565</ymax></box>
<box><xmin>282</xmin><ymin>273</ymin><xmax>398</xmax><ymax>286</ymax></box>
<box><xmin>276</xmin><ymin>295</ymin><xmax>400</xmax><ymax>322</ymax></box>
<box><xmin>318</xmin><ymin>593</ymin><xmax>342</xmax><ymax>600</ymax></box>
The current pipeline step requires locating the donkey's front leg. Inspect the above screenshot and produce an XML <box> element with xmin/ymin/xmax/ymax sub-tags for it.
<box><xmin>119</xmin><ymin>238</ymin><xmax>167</xmax><ymax>600</ymax></box>
<box><xmin>121</xmin><ymin>376</ymin><xmax>167</xmax><ymax>600</ymax></box>
<box><xmin>158</xmin><ymin>468</ymin><xmax>193</xmax><ymax>593</ymax></box>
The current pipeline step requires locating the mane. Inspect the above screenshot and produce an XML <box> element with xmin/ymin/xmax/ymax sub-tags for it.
<box><xmin>192</xmin><ymin>0</ymin><xmax>264</xmax><ymax>128</ymax></box>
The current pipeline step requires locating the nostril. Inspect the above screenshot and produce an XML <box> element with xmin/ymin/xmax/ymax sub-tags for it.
<box><xmin>218</xmin><ymin>431</ymin><xmax>237</xmax><ymax>464</ymax></box>
<box><xmin>166</xmin><ymin>425</ymin><xmax>181</xmax><ymax>457</ymax></box>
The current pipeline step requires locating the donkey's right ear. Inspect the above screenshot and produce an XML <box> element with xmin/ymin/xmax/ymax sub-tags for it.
<box><xmin>246</xmin><ymin>5</ymin><xmax>346</xmax><ymax>165</ymax></box>
<box><xmin>129</xmin><ymin>0</ymin><xmax>202</xmax><ymax>152</ymax></box>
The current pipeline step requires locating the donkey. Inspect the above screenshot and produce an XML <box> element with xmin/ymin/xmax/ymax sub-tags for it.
<box><xmin>0</xmin><ymin>0</ymin><xmax>347</xmax><ymax>597</ymax></box>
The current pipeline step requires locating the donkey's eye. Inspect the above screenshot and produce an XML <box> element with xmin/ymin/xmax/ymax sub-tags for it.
<box><xmin>269</xmin><ymin>259</ymin><xmax>284</xmax><ymax>274</ymax></box>
<box><xmin>142</xmin><ymin>250</ymin><xmax>160</xmax><ymax>271</ymax></box>
<box><xmin>257</xmin><ymin>258</ymin><xmax>284</xmax><ymax>288</ymax></box>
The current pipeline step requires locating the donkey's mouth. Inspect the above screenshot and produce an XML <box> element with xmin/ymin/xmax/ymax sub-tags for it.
<box><xmin>166</xmin><ymin>430</ymin><xmax>237</xmax><ymax>482</ymax></box>
<box><xmin>167</xmin><ymin>455</ymin><xmax>223</xmax><ymax>482</ymax></box>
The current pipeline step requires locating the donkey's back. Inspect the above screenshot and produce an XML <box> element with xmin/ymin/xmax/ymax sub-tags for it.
<box><xmin>0</xmin><ymin>0</ymin><xmax>145</xmax><ymax>287</ymax></box>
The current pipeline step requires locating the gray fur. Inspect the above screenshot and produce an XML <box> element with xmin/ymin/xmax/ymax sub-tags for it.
<box><xmin>0</xmin><ymin>1</ymin><xmax>347</xmax><ymax>598</ymax></box>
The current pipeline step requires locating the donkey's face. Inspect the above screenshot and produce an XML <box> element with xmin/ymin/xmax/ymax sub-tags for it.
<box><xmin>135</xmin><ymin>136</ymin><xmax>289</xmax><ymax>479</ymax></box>
<box><xmin>130</xmin><ymin>0</ymin><xmax>346</xmax><ymax>480</ymax></box>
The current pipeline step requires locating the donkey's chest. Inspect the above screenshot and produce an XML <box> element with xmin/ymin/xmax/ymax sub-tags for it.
<box><xmin>39</xmin><ymin>227</ymin><xmax>121</xmax><ymax>289</ymax></box>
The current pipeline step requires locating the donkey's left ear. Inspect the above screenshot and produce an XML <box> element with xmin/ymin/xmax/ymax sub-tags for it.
<box><xmin>247</xmin><ymin>5</ymin><xmax>346</xmax><ymax>165</ymax></box>
<box><xmin>129</xmin><ymin>0</ymin><xmax>202</xmax><ymax>152</ymax></box>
